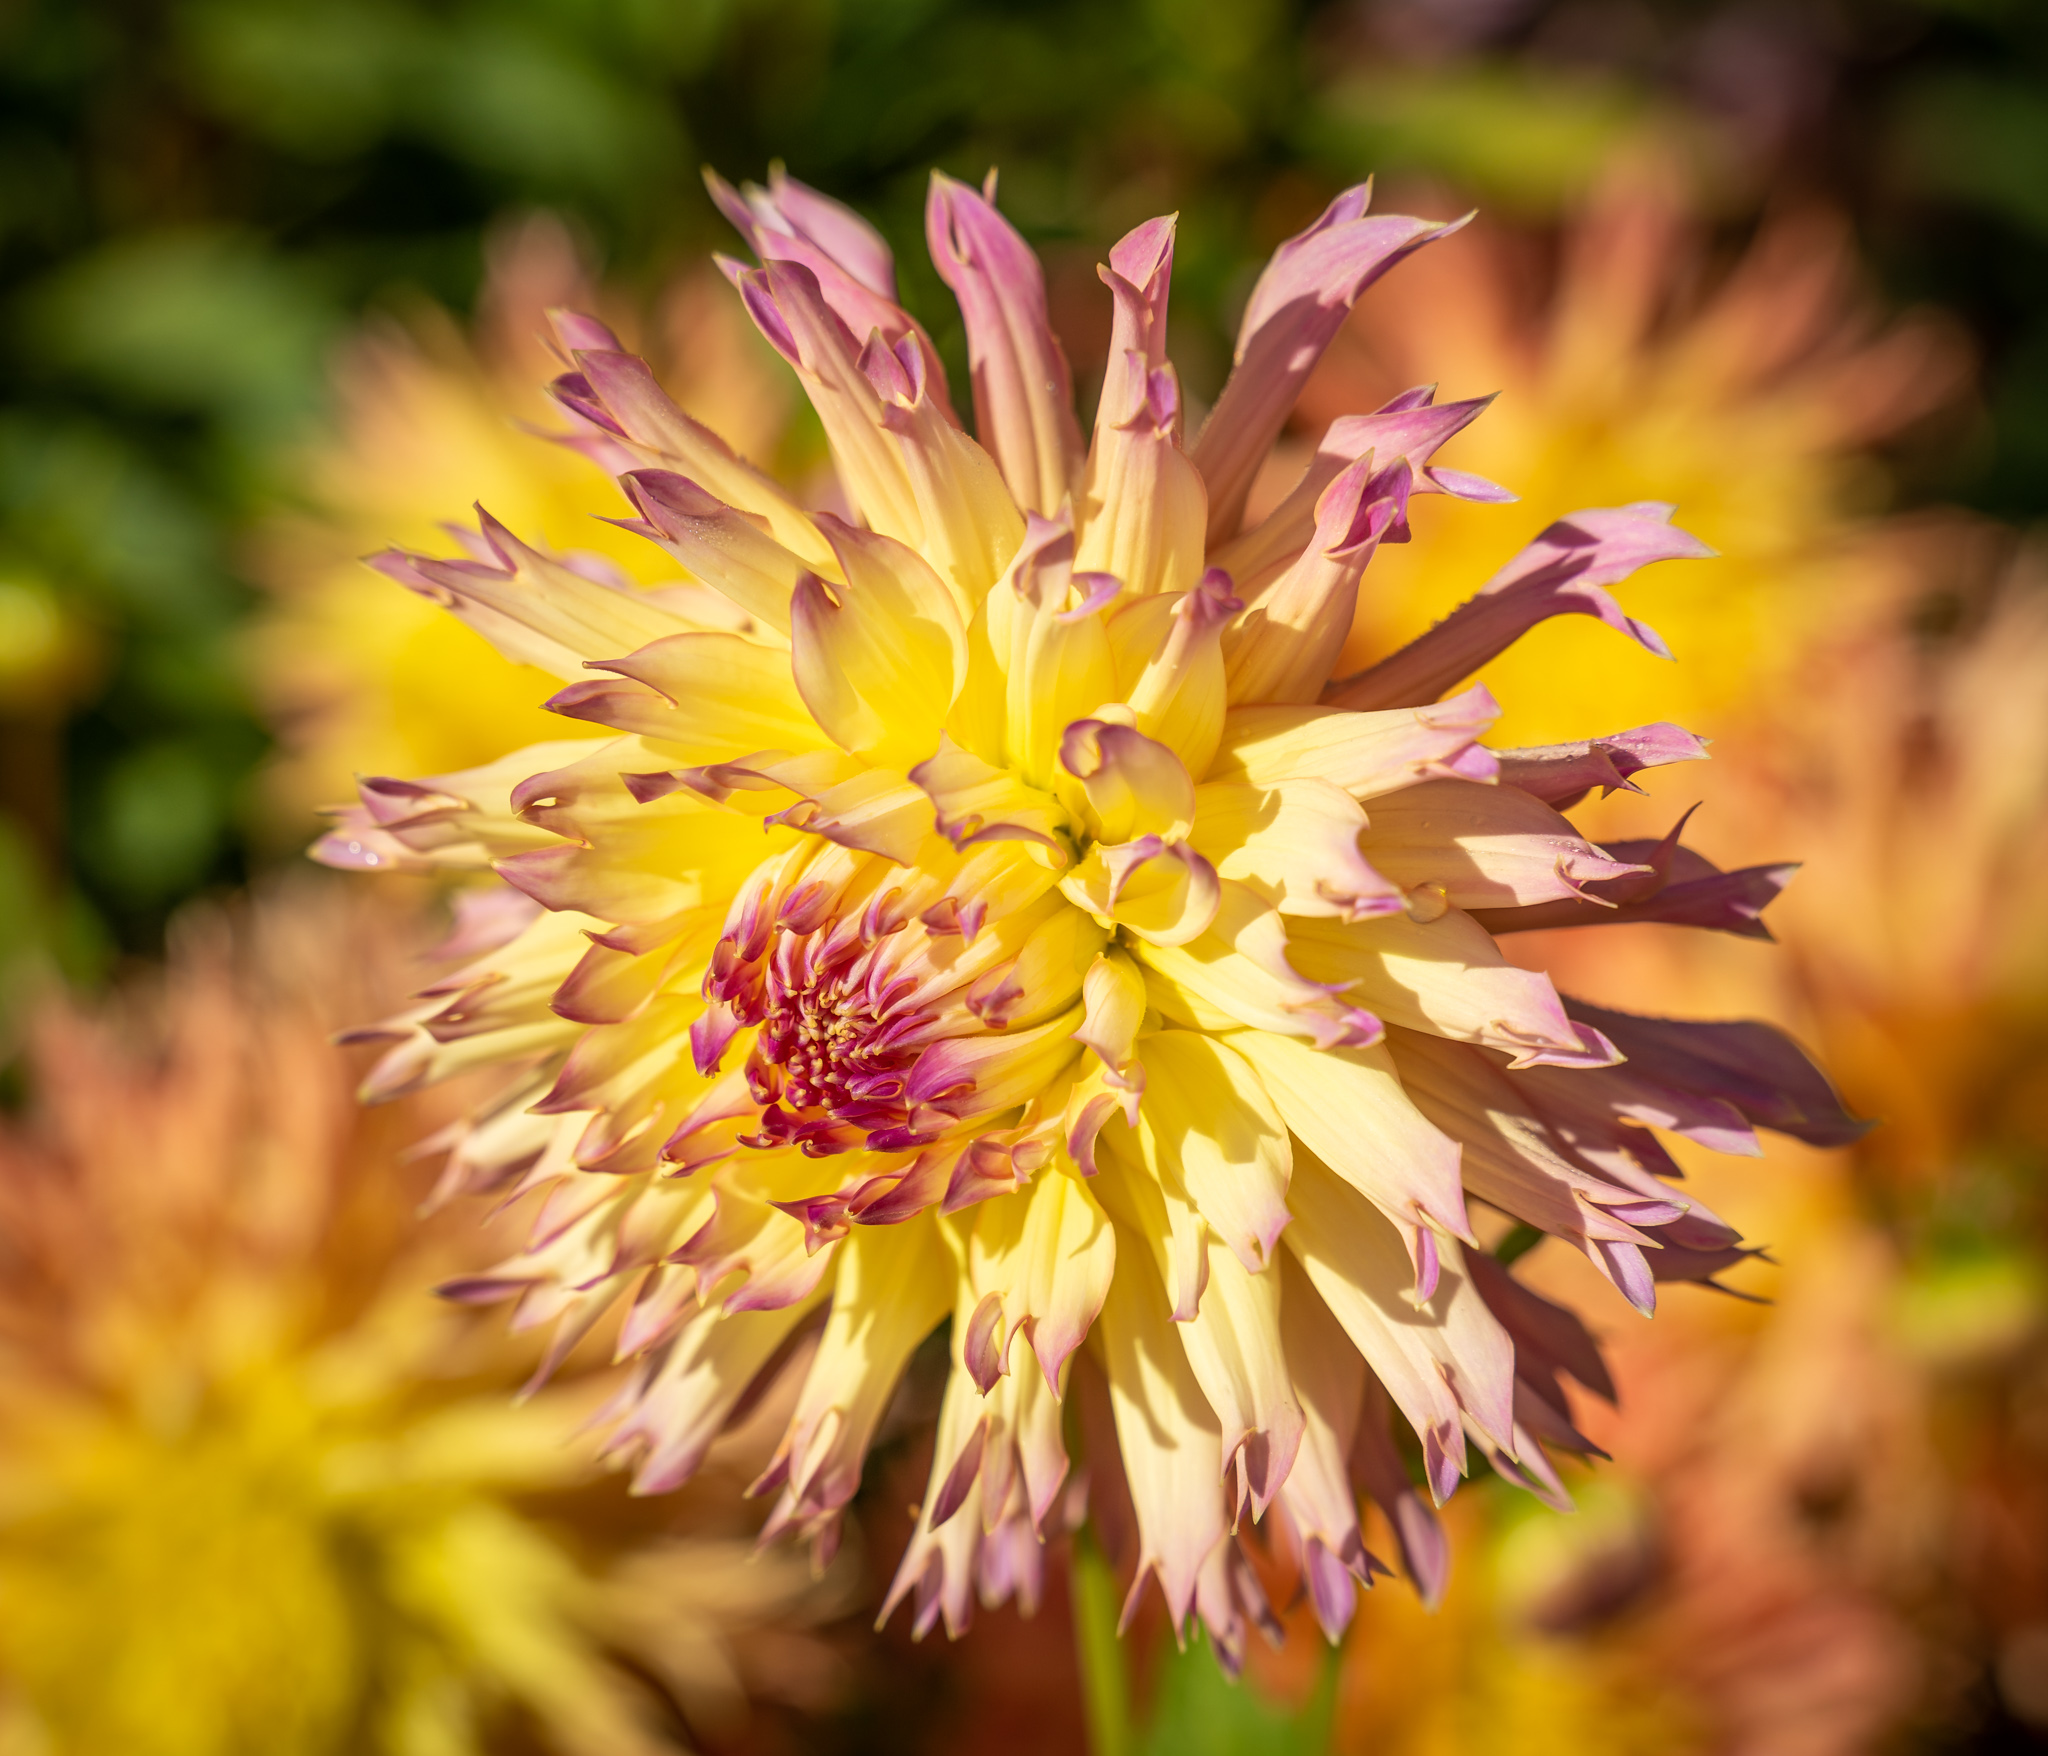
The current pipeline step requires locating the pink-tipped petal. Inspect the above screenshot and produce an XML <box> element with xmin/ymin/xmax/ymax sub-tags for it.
<box><xmin>1326</xmin><ymin>503</ymin><xmax>1714</xmax><ymax>712</ymax></box>
<box><xmin>926</xmin><ymin>171</ymin><xmax>1082</xmax><ymax>515</ymax></box>
<box><xmin>1193</xmin><ymin>189</ymin><xmax>1469</xmax><ymax>541</ymax></box>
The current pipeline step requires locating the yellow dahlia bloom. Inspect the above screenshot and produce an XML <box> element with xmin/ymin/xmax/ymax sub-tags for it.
<box><xmin>323</xmin><ymin>167</ymin><xmax>1862</xmax><ymax>1664</ymax></box>
<box><xmin>255</xmin><ymin>214</ymin><xmax>796</xmax><ymax>820</ymax></box>
<box><xmin>0</xmin><ymin>887</ymin><xmax>835</xmax><ymax>1756</ymax></box>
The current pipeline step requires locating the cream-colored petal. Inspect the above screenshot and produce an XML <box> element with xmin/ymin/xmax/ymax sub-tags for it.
<box><xmin>1282</xmin><ymin>1152</ymin><xmax>1516</xmax><ymax>1485</ymax></box>
<box><xmin>375</xmin><ymin>512</ymin><xmax>700</xmax><ymax>680</ymax></box>
<box><xmin>1060</xmin><ymin>837</ymin><xmax>1220</xmax><ymax>949</ymax></box>
<box><xmin>1073</xmin><ymin>948</ymin><xmax>1148</xmax><ymax>1094</ymax></box>
<box><xmin>601</xmin><ymin>1287</ymin><xmax>828</xmax><ymax>1494</ymax></box>
<box><xmin>551</xmin><ymin>631</ymin><xmax>826</xmax><ymax>763</ymax></box>
<box><xmin>1224</xmin><ymin>1026</ymin><xmax>1469</xmax><ymax>1247</ymax></box>
<box><xmin>1056</xmin><ymin>720</ymin><xmax>1197</xmax><ymax>847</ymax></box>
<box><xmin>1360</xmin><ymin>779</ymin><xmax>1649</xmax><ymax>909</ymax></box>
<box><xmin>968</xmin><ymin>1164</ymin><xmax>1116</xmax><ymax>1392</ymax></box>
<box><xmin>1285</xmin><ymin>908</ymin><xmax>1600</xmax><ymax>1065</ymax></box>
<box><xmin>1075</xmin><ymin>356</ymin><xmax>1207</xmax><ymax>598</ymax></box>
<box><xmin>972</xmin><ymin>517</ymin><xmax>1119</xmax><ymax>788</ymax></box>
<box><xmin>1133</xmin><ymin>882</ymin><xmax>1381</xmax><ymax>1047</ymax></box>
<box><xmin>1208</xmin><ymin>687</ymin><xmax>1500</xmax><ymax>799</ymax></box>
<box><xmin>756</xmin><ymin>1212</ymin><xmax>952</xmax><ymax>1542</ymax></box>
<box><xmin>909</xmin><ymin>735</ymin><xmax>1070</xmax><ymax>858</ymax></box>
<box><xmin>1273</xmin><ymin>1251</ymin><xmax>1375</xmax><ymax>1639</ymax></box>
<box><xmin>1108</xmin><ymin>569</ymin><xmax>1239</xmax><ymax>779</ymax></box>
<box><xmin>1096</xmin><ymin>1222</ymin><xmax>1228</xmax><ymax>1633</ymax></box>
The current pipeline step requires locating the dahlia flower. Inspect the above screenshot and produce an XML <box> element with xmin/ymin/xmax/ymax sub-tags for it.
<box><xmin>0</xmin><ymin>888</ymin><xmax>839</xmax><ymax>1756</ymax></box>
<box><xmin>322</xmin><ymin>166</ymin><xmax>1861</xmax><ymax>1664</ymax></box>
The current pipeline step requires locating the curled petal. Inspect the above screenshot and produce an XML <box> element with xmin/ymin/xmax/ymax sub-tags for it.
<box><xmin>1360</xmin><ymin>779</ymin><xmax>1652</xmax><ymax>910</ymax></box>
<box><xmin>1283</xmin><ymin>1153</ymin><xmax>1515</xmax><ymax>1480</ymax></box>
<box><xmin>1189</xmin><ymin>777</ymin><xmax>1403</xmax><ymax>922</ymax></box>
<box><xmin>1226</xmin><ymin>1026</ymin><xmax>1469</xmax><ymax>1257</ymax></box>
<box><xmin>755</xmin><ymin>1215</ymin><xmax>952</xmax><ymax>1555</ymax></box>
<box><xmin>1062</xmin><ymin>838</ymin><xmax>1220</xmax><ymax>949</ymax></box>
<box><xmin>910</xmin><ymin>735</ymin><xmax>1068</xmax><ymax>856</ymax></box>
<box><xmin>551</xmin><ymin>632</ymin><xmax>824</xmax><ymax>762</ymax></box>
<box><xmin>1075</xmin><ymin>356</ymin><xmax>1208</xmax><ymax>599</ymax></box>
<box><xmin>1286</xmin><ymin>908</ymin><xmax>1617</xmax><ymax>1067</ymax></box>
<box><xmin>963</xmin><ymin>515</ymin><xmax>1119</xmax><ymax>787</ymax></box>
<box><xmin>1212</xmin><ymin>389</ymin><xmax>1500</xmax><ymax>594</ymax></box>
<box><xmin>1110</xmin><ymin>567</ymin><xmax>1242</xmax><ymax>778</ymax></box>
<box><xmin>1472</xmin><ymin>817</ymin><xmax>1795</xmax><ymax>939</ymax></box>
<box><xmin>374</xmin><ymin>511</ymin><xmax>697</xmax><ymax>681</ymax></box>
<box><xmin>1273</xmin><ymin>1254</ymin><xmax>1381</xmax><ymax>1641</ymax></box>
<box><xmin>1074</xmin><ymin>948</ymin><xmax>1148</xmax><ymax>1097</ymax></box>
<box><xmin>707</xmin><ymin>162</ymin><xmax>948</xmax><ymax>395</ymax></box>
<box><xmin>1097</xmin><ymin>1230</ymin><xmax>1229</xmax><ymax>1636</ymax></box>
<box><xmin>970</xmin><ymin>1165</ymin><xmax>1117</xmax><ymax>1394</ymax></box>
<box><xmin>556</xmin><ymin>342</ymin><xmax>830</xmax><ymax>566</ymax></box>
<box><xmin>1136</xmin><ymin>882</ymin><xmax>1383</xmax><ymax>1048</ymax></box>
<box><xmin>1057</xmin><ymin>719</ymin><xmax>1196</xmax><ymax>846</ymax></box>
<box><xmin>1560</xmin><ymin>998</ymin><xmax>1871</xmax><ymax>1148</ymax></box>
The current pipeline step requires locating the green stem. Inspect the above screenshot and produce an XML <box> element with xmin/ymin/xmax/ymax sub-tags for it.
<box><xmin>1071</xmin><ymin>1523</ymin><xmax>1135</xmax><ymax>1756</ymax></box>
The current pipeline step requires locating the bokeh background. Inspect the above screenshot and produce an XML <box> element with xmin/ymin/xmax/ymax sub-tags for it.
<box><xmin>2</xmin><ymin>0</ymin><xmax>2045</xmax><ymax>1751</ymax></box>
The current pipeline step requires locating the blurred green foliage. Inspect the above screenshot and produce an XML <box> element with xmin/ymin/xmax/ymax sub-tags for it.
<box><xmin>0</xmin><ymin>0</ymin><xmax>2044</xmax><ymax>986</ymax></box>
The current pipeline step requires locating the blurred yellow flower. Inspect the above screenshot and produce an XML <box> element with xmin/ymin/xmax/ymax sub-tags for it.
<box><xmin>0</xmin><ymin>883</ymin><xmax>839</xmax><ymax>1756</ymax></box>
<box><xmin>1294</xmin><ymin>160</ymin><xmax>1968</xmax><ymax>744</ymax></box>
<box><xmin>252</xmin><ymin>214</ymin><xmax>798</xmax><ymax>824</ymax></box>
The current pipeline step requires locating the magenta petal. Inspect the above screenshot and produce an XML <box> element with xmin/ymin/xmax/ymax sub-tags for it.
<box><xmin>1497</xmin><ymin>722</ymin><xmax>1711</xmax><ymax>809</ymax></box>
<box><xmin>1468</xmin><ymin>1251</ymin><xmax>1617</xmax><ymax>1405</ymax></box>
<box><xmin>1326</xmin><ymin>503</ymin><xmax>1714</xmax><ymax>712</ymax></box>
<box><xmin>1192</xmin><ymin>187</ymin><xmax>1469</xmax><ymax>541</ymax></box>
<box><xmin>1560</xmin><ymin>999</ymin><xmax>1872</xmax><ymax>1149</ymax></box>
<box><xmin>1473</xmin><ymin>838</ymin><xmax>1797</xmax><ymax>940</ymax></box>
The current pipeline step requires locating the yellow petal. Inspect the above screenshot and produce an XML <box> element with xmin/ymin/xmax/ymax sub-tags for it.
<box><xmin>1189</xmin><ymin>777</ymin><xmax>1401</xmax><ymax>921</ymax></box>
<box><xmin>1208</xmin><ymin>689</ymin><xmax>1501</xmax><ymax>798</ymax></box>
<box><xmin>968</xmin><ymin>1166</ymin><xmax>1116</xmax><ymax>1392</ymax></box>
<box><xmin>1073</xmin><ymin>948</ymin><xmax>1147</xmax><ymax>1091</ymax></box>
<box><xmin>1074</xmin><ymin>357</ymin><xmax>1207</xmax><ymax>598</ymax></box>
<box><xmin>554</xmin><ymin>632</ymin><xmax>827</xmax><ymax>763</ymax></box>
<box><xmin>1055</xmin><ymin>719</ymin><xmax>1195</xmax><ymax>847</ymax></box>
<box><xmin>972</xmin><ymin>517</ymin><xmax>1118</xmax><ymax>787</ymax></box>
<box><xmin>758</xmin><ymin>1212</ymin><xmax>951</xmax><ymax>1537</ymax></box>
<box><xmin>789</xmin><ymin>519</ymin><xmax>966</xmax><ymax>769</ymax></box>
<box><xmin>1133</xmin><ymin>1030</ymin><xmax>1292</xmax><ymax>1275</ymax></box>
